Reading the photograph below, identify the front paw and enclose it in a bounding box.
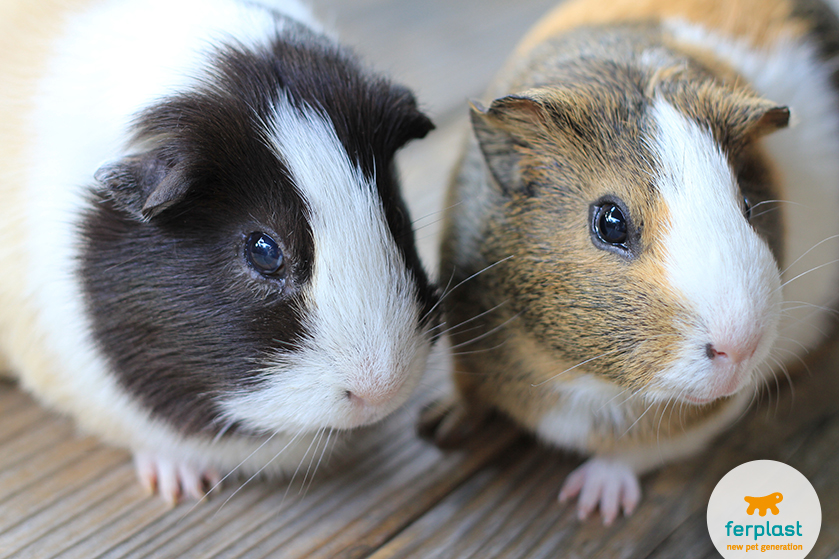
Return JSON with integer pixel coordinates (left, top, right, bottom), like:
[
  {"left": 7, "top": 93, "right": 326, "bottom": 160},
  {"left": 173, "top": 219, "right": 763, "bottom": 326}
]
[
  {"left": 133, "top": 452, "right": 222, "bottom": 506},
  {"left": 417, "top": 396, "right": 490, "bottom": 448},
  {"left": 558, "top": 457, "right": 641, "bottom": 526}
]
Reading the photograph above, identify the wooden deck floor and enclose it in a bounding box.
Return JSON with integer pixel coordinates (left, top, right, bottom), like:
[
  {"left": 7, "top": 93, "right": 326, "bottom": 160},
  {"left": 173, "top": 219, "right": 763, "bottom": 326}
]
[{"left": 2, "top": 1, "right": 838, "bottom": 557}]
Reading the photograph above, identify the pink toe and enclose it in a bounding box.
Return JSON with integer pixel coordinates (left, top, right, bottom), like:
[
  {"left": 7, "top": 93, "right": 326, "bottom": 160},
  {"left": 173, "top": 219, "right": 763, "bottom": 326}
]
[
  {"left": 621, "top": 476, "right": 642, "bottom": 516},
  {"left": 559, "top": 468, "right": 586, "bottom": 503},
  {"left": 156, "top": 460, "right": 181, "bottom": 506},
  {"left": 178, "top": 464, "right": 205, "bottom": 501},
  {"left": 133, "top": 454, "right": 157, "bottom": 495},
  {"left": 577, "top": 478, "right": 604, "bottom": 521},
  {"left": 600, "top": 483, "right": 620, "bottom": 526}
]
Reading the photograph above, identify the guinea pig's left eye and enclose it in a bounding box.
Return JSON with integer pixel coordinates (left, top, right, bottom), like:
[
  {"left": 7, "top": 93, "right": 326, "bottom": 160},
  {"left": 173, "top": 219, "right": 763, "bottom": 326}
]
[
  {"left": 245, "top": 232, "right": 285, "bottom": 276},
  {"left": 590, "top": 197, "right": 637, "bottom": 257},
  {"left": 594, "top": 203, "right": 628, "bottom": 246}
]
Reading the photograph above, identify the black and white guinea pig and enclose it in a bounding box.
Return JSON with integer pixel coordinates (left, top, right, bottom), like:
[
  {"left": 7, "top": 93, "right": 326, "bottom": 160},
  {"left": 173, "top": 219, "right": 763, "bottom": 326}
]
[
  {"left": 425, "top": 0, "right": 839, "bottom": 525},
  {"left": 0, "top": 0, "right": 437, "bottom": 503}
]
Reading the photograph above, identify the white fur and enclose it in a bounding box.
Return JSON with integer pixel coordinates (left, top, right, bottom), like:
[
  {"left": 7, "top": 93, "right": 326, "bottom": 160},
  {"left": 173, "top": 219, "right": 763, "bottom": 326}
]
[
  {"left": 536, "top": 373, "right": 751, "bottom": 471},
  {"left": 650, "top": 98, "right": 782, "bottom": 402},
  {"left": 536, "top": 375, "right": 639, "bottom": 450},
  {"left": 665, "top": 18, "right": 839, "bottom": 368},
  {"left": 13, "top": 0, "right": 396, "bottom": 478},
  {"left": 218, "top": 96, "right": 430, "bottom": 432}
]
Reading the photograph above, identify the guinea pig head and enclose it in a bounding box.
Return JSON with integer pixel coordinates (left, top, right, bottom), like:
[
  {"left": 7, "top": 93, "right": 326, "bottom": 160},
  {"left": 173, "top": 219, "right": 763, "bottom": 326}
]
[
  {"left": 82, "top": 45, "right": 437, "bottom": 437},
  {"left": 471, "top": 77, "right": 789, "bottom": 406}
]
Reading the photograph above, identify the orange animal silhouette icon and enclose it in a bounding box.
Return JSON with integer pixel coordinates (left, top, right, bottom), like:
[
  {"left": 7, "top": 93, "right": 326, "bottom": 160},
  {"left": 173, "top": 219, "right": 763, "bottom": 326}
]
[{"left": 744, "top": 492, "right": 783, "bottom": 516}]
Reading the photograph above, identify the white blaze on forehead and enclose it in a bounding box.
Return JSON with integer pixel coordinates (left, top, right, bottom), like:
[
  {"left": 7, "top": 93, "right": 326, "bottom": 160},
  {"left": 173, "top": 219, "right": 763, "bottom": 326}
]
[
  {"left": 219, "top": 95, "right": 427, "bottom": 432},
  {"left": 650, "top": 99, "right": 780, "bottom": 394},
  {"left": 269, "top": 97, "right": 420, "bottom": 342}
]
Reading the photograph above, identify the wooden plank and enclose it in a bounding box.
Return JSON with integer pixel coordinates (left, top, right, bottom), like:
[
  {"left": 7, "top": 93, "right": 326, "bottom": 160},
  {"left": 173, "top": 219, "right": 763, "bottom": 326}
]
[
  {"left": 465, "top": 457, "right": 576, "bottom": 559},
  {"left": 121, "top": 423, "right": 429, "bottom": 559},
  {"left": 486, "top": 467, "right": 576, "bottom": 559},
  {"left": 301, "top": 423, "right": 521, "bottom": 559},
  {"left": 0, "top": 406, "right": 55, "bottom": 452},
  {"left": 4, "top": 462, "right": 136, "bottom": 558},
  {"left": 0, "top": 446, "right": 128, "bottom": 547},
  {"left": 367, "top": 440, "right": 555, "bottom": 559},
  {"left": 204, "top": 419, "right": 517, "bottom": 558},
  {"left": 55, "top": 498, "right": 171, "bottom": 559},
  {"left": 0, "top": 434, "right": 101, "bottom": 505}
]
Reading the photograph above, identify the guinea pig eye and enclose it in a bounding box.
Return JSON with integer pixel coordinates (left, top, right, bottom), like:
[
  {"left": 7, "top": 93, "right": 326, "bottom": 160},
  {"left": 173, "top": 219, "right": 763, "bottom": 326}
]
[
  {"left": 245, "top": 232, "right": 285, "bottom": 276},
  {"left": 742, "top": 196, "right": 753, "bottom": 220},
  {"left": 594, "top": 203, "right": 628, "bottom": 246}
]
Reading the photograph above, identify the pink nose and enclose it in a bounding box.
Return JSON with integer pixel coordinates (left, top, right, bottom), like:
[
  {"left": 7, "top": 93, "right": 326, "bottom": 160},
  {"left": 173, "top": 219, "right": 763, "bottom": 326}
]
[
  {"left": 705, "top": 339, "right": 759, "bottom": 365},
  {"left": 346, "top": 385, "right": 401, "bottom": 407}
]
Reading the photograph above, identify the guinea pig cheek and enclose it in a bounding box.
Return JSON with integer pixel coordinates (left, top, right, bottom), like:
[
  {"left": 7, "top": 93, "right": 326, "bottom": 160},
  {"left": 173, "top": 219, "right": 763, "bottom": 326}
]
[
  {"left": 215, "top": 339, "right": 429, "bottom": 433},
  {"left": 215, "top": 283, "right": 431, "bottom": 433}
]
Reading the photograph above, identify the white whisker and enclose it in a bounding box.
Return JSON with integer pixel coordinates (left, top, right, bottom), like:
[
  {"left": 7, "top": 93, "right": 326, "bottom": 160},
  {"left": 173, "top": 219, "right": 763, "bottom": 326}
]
[
  {"left": 448, "top": 311, "right": 521, "bottom": 350},
  {"left": 411, "top": 200, "right": 462, "bottom": 227},
  {"left": 595, "top": 386, "right": 636, "bottom": 413},
  {"left": 281, "top": 427, "right": 325, "bottom": 504},
  {"left": 209, "top": 428, "right": 304, "bottom": 519},
  {"left": 778, "top": 258, "right": 839, "bottom": 292},
  {"left": 426, "top": 255, "right": 515, "bottom": 322},
  {"left": 449, "top": 335, "right": 513, "bottom": 357},
  {"left": 431, "top": 299, "right": 511, "bottom": 343},
  {"left": 655, "top": 397, "right": 674, "bottom": 465},
  {"left": 180, "top": 430, "right": 279, "bottom": 521},
  {"left": 620, "top": 399, "right": 655, "bottom": 439},
  {"left": 531, "top": 347, "right": 625, "bottom": 387},
  {"left": 211, "top": 420, "right": 236, "bottom": 443},
  {"left": 300, "top": 428, "right": 326, "bottom": 496},
  {"left": 780, "top": 234, "right": 839, "bottom": 276}
]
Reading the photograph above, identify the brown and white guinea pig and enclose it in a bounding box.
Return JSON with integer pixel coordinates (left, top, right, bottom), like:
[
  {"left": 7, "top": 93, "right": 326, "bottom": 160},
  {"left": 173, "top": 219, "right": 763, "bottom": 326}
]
[
  {"left": 0, "top": 0, "right": 438, "bottom": 503},
  {"left": 424, "top": 0, "right": 839, "bottom": 525}
]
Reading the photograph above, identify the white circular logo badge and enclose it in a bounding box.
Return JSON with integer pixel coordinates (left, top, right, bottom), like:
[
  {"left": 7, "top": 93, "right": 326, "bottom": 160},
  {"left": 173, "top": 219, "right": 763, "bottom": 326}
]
[{"left": 707, "top": 460, "right": 821, "bottom": 558}]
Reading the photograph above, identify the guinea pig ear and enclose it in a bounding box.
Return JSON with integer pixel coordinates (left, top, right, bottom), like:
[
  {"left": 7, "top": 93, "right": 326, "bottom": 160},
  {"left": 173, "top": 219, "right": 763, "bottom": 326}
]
[
  {"left": 94, "top": 153, "right": 192, "bottom": 221},
  {"left": 380, "top": 85, "right": 435, "bottom": 154},
  {"left": 394, "top": 99, "right": 435, "bottom": 148},
  {"left": 708, "top": 87, "right": 791, "bottom": 143},
  {"left": 747, "top": 102, "right": 790, "bottom": 137},
  {"left": 470, "top": 94, "right": 549, "bottom": 192}
]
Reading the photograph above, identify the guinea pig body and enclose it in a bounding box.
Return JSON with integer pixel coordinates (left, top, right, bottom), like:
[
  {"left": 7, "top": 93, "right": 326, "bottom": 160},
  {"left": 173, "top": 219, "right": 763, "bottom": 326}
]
[
  {"left": 432, "top": 0, "right": 839, "bottom": 524},
  {"left": 0, "top": 0, "right": 436, "bottom": 501}
]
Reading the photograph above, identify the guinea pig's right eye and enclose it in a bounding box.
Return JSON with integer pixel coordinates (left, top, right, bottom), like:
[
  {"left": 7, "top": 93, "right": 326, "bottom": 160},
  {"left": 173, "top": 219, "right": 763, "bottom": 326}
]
[
  {"left": 742, "top": 196, "right": 753, "bottom": 220},
  {"left": 245, "top": 232, "right": 285, "bottom": 276}
]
